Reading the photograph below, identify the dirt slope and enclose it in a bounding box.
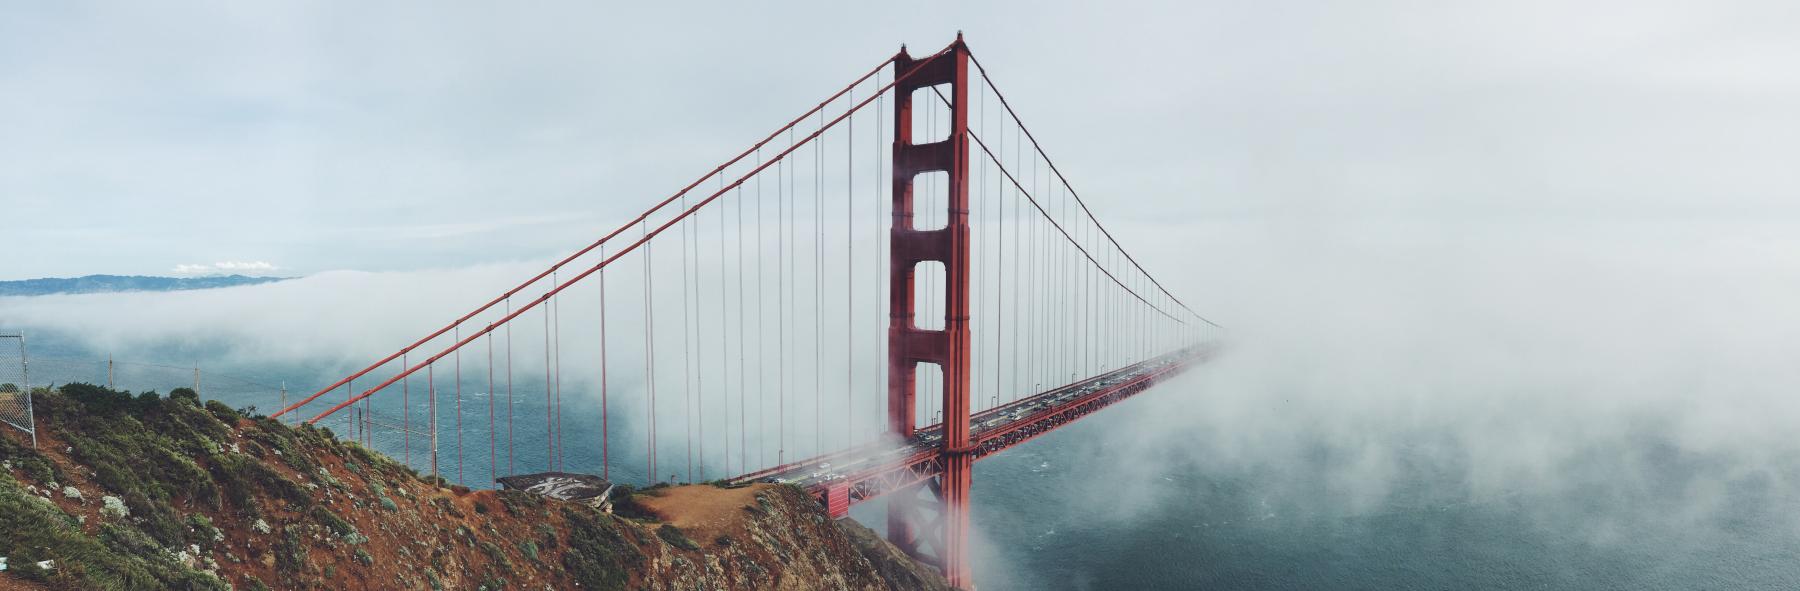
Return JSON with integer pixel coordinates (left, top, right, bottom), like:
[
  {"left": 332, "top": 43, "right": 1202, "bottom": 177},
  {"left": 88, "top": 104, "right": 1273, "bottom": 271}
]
[{"left": 0, "top": 384, "right": 954, "bottom": 591}]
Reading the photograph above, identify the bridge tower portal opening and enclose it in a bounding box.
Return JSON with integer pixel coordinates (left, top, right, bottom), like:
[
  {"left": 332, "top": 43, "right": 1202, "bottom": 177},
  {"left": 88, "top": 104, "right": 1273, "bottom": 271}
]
[{"left": 886, "top": 35, "right": 976, "bottom": 588}]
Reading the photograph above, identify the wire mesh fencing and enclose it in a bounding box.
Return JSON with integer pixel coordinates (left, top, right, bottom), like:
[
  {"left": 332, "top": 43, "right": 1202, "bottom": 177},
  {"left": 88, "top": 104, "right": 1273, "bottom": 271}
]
[
  {"left": 0, "top": 333, "right": 34, "bottom": 446},
  {"left": 21, "top": 356, "right": 292, "bottom": 419}
]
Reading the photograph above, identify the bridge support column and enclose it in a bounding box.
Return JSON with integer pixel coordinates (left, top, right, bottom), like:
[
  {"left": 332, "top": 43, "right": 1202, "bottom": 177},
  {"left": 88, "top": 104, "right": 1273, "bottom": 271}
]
[{"left": 887, "top": 34, "right": 975, "bottom": 588}]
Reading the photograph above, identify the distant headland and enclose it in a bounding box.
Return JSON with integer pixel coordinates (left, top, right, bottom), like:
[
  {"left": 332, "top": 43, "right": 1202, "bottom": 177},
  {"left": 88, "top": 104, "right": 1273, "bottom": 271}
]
[{"left": 0, "top": 275, "right": 291, "bottom": 297}]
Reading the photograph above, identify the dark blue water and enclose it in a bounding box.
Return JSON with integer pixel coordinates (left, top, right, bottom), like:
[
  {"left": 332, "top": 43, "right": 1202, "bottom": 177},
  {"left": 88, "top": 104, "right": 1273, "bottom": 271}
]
[
  {"left": 928, "top": 392, "right": 1800, "bottom": 590},
  {"left": 22, "top": 329, "right": 1800, "bottom": 589}
]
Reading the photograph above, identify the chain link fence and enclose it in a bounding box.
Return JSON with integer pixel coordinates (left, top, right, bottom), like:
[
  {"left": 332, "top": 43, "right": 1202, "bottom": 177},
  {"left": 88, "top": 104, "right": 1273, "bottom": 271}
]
[
  {"left": 21, "top": 355, "right": 292, "bottom": 421},
  {"left": 0, "top": 332, "right": 34, "bottom": 446}
]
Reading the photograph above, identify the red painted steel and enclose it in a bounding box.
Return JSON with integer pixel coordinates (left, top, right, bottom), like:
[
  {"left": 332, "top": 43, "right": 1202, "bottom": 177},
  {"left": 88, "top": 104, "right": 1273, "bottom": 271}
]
[
  {"left": 271, "top": 53, "right": 905, "bottom": 422},
  {"left": 965, "top": 52, "right": 1220, "bottom": 329},
  {"left": 295, "top": 49, "right": 954, "bottom": 425},
  {"left": 886, "top": 33, "right": 975, "bottom": 588},
  {"left": 741, "top": 345, "right": 1217, "bottom": 519},
  {"left": 280, "top": 36, "right": 1222, "bottom": 588}
]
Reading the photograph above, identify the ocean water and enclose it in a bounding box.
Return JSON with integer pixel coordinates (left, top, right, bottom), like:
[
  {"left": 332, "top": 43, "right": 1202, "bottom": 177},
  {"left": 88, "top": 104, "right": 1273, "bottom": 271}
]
[
  {"left": 21, "top": 330, "right": 1800, "bottom": 590},
  {"left": 931, "top": 392, "right": 1800, "bottom": 590}
]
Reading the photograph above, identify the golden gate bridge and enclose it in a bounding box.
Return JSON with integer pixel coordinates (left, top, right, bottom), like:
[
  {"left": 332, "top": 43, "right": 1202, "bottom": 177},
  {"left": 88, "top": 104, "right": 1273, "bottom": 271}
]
[{"left": 271, "top": 34, "right": 1223, "bottom": 587}]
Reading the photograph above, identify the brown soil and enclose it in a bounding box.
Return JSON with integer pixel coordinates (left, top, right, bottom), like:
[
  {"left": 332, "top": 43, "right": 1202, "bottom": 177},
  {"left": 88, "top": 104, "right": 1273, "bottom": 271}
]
[
  {"left": 637, "top": 482, "right": 766, "bottom": 539},
  {"left": 0, "top": 388, "right": 955, "bottom": 590}
]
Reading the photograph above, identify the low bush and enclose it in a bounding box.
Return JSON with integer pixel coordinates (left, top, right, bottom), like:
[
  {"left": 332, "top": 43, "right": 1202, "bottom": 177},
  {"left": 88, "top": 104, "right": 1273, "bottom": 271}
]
[
  {"left": 203, "top": 400, "right": 241, "bottom": 424},
  {"left": 213, "top": 453, "right": 311, "bottom": 515},
  {"left": 656, "top": 524, "right": 701, "bottom": 551},
  {"left": 562, "top": 507, "right": 638, "bottom": 591},
  {"left": 311, "top": 505, "right": 356, "bottom": 538}
]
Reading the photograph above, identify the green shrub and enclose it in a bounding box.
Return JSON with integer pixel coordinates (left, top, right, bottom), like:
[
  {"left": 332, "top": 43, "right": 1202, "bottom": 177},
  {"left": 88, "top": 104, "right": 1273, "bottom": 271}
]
[
  {"left": 63, "top": 382, "right": 149, "bottom": 415},
  {"left": 610, "top": 490, "right": 659, "bottom": 522},
  {"left": 247, "top": 425, "right": 317, "bottom": 474},
  {"left": 311, "top": 505, "right": 357, "bottom": 538},
  {"left": 479, "top": 540, "right": 513, "bottom": 572},
  {"left": 124, "top": 489, "right": 185, "bottom": 546},
  {"left": 536, "top": 522, "right": 560, "bottom": 549},
  {"left": 213, "top": 453, "right": 311, "bottom": 515},
  {"left": 186, "top": 513, "right": 221, "bottom": 547},
  {"left": 657, "top": 523, "right": 701, "bottom": 551},
  {"left": 561, "top": 507, "right": 638, "bottom": 591},
  {"left": 0, "top": 478, "right": 117, "bottom": 584},
  {"left": 432, "top": 495, "right": 464, "bottom": 518},
  {"left": 275, "top": 525, "right": 308, "bottom": 574},
  {"left": 497, "top": 489, "right": 544, "bottom": 517},
  {"left": 203, "top": 400, "right": 241, "bottom": 424},
  {"left": 0, "top": 432, "right": 61, "bottom": 484},
  {"left": 169, "top": 387, "right": 200, "bottom": 405}
]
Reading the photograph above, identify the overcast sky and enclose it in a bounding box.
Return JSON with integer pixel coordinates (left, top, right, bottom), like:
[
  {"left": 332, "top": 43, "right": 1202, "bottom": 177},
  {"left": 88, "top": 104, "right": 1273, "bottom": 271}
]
[
  {"left": 3, "top": 1, "right": 1797, "bottom": 280},
  {"left": 8, "top": 7, "right": 1800, "bottom": 566}
]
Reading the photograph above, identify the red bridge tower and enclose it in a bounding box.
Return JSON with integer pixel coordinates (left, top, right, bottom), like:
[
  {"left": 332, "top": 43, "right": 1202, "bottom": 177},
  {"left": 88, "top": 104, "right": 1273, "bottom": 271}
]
[{"left": 886, "top": 35, "right": 976, "bottom": 587}]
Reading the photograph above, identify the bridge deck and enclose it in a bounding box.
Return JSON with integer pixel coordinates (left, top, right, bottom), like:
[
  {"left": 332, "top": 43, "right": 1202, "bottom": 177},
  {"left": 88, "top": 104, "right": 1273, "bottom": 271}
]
[{"left": 731, "top": 344, "right": 1219, "bottom": 516}]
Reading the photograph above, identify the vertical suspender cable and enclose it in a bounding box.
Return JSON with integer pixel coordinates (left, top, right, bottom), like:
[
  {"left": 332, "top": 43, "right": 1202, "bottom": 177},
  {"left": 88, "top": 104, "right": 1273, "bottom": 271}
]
[
  {"left": 1051, "top": 181, "right": 1065, "bottom": 380},
  {"left": 845, "top": 86, "right": 855, "bottom": 449},
  {"left": 543, "top": 291, "right": 554, "bottom": 472},
  {"left": 993, "top": 80, "right": 1008, "bottom": 407},
  {"left": 403, "top": 352, "right": 410, "bottom": 467},
  {"left": 978, "top": 78, "right": 990, "bottom": 410},
  {"left": 779, "top": 126, "right": 790, "bottom": 466},
  {"left": 455, "top": 326, "right": 463, "bottom": 485},
  {"left": 872, "top": 75, "right": 885, "bottom": 441},
  {"left": 554, "top": 273, "right": 564, "bottom": 470},
  {"left": 719, "top": 183, "right": 731, "bottom": 475},
  {"left": 506, "top": 298, "right": 515, "bottom": 476},
  {"left": 815, "top": 107, "right": 824, "bottom": 456},
  {"left": 681, "top": 191, "right": 693, "bottom": 483},
  {"left": 600, "top": 244, "right": 609, "bottom": 480},
  {"left": 758, "top": 153, "right": 768, "bottom": 469},
  {"left": 696, "top": 177, "right": 712, "bottom": 479},
  {"left": 429, "top": 362, "right": 437, "bottom": 479},
  {"left": 1026, "top": 148, "right": 1037, "bottom": 393},
  {"left": 644, "top": 221, "right": 657, "bottom": 483},
  {"left": 1010, "top": 121, "right": 1021, "bottom": 402},
  {"left": 487, "top": 333, "right": 495, "bottom": 486},
  {"left": 740, "top": 164, "right": 750, "bottom": 473}
]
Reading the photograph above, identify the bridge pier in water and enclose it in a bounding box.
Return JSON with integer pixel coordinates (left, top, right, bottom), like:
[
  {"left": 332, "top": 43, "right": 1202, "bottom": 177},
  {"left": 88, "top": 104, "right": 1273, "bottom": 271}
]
[{"left": 886, "top": 36, "right": 976, "bottom": 587}]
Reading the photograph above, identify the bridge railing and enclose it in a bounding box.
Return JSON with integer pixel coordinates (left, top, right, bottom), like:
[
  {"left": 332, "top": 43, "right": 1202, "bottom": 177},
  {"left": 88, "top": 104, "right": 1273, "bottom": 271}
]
[{"left": 263, "top": 37, "right": 1225, "bottom": 493}]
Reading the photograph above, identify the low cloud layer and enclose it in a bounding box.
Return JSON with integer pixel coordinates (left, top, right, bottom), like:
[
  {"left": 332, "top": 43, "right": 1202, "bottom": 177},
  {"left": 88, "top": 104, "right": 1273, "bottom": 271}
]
[
  {"left": 1049, "top": 218, "right": 1800, "bottom": 538},
  {"left": 171, "top": 260, "right": 282, "bottom": 276}
]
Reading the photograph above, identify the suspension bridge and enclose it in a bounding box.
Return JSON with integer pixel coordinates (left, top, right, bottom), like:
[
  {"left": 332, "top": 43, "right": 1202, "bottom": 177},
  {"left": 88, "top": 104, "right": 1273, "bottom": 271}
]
[{"left": 269, "top": 35, "right": 1223, "bottom": 587}]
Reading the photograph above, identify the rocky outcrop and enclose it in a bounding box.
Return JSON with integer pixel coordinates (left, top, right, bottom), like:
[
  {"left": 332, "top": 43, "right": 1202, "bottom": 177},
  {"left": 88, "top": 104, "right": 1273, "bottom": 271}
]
[{"left": 0, "top": 384, "right": 952, "bottom": 590}]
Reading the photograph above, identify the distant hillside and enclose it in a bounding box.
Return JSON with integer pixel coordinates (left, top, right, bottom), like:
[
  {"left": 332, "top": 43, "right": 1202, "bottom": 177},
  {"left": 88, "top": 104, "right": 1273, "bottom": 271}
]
[
  {"left": 0, "top": 275, "right": 289, "bottom": 297},
  {"left": 0, "top": 384, "right": 954, "bottom": 590}
]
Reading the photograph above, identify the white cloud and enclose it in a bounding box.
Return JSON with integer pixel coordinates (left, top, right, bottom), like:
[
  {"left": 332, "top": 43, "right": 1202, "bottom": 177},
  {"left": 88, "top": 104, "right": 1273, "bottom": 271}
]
[
  {"left": 171, "top": 260, "right": 280, "bottom": 276},
  {"left": 4, "top": 2, "right": 1797, "bottom": 280}
]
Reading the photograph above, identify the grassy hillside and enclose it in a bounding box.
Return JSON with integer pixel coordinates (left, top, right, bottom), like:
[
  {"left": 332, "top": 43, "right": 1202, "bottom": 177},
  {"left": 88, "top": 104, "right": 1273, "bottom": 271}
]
[{"left": 0, "top": 384, "right": 953, "bottom": 591}]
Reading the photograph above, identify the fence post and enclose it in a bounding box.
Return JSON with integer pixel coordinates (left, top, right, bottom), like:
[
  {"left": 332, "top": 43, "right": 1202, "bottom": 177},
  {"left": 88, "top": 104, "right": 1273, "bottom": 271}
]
[
  {"left": 22, "top": 332, "right": 33, "bottom": 448},
  {"left": 0, "top": 332, "right": 38, "bottom": 448}
]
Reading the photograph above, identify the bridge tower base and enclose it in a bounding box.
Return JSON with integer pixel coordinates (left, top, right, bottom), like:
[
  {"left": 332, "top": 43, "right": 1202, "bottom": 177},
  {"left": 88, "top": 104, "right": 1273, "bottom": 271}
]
[{"left": 886, "top": 35, "right": 975, "bottom": 588}]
